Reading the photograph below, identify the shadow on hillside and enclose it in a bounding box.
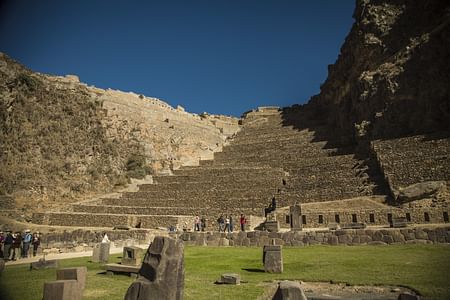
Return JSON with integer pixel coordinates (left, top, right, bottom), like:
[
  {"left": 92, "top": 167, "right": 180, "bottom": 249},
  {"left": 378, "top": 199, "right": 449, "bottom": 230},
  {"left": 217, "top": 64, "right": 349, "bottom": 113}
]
[
  {"left": 279, "top": 105, "right": 353, "bottom": 151},
  {"left": 279, "top": 105, "right": 392, "bottom": 199}
]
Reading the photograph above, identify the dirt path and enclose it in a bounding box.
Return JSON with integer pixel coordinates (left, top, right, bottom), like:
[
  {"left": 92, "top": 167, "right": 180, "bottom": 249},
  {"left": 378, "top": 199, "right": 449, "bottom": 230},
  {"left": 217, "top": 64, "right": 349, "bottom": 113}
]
[{"left": 4, "top": 243, "right": 149, "bottom": 266}]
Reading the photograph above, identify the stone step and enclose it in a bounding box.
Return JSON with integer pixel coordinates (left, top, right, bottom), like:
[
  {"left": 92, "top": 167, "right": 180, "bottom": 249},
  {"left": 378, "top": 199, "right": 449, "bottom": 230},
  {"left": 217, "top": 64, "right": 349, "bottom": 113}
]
[
  {"left": 214, "top": 146, "right": 333, "bottom": 161},
  {"left": 72, "top": 204, "right": 261, "bottom": 216},
  {"left": 100, "top": 196, "right": 275, "bottom": 208},
  {"left": 372, "top": 134, "right": 450, "bottom": 152},
  {"left": 220, "top": 140, "right": 343, "bottom": 154},
  {"left": 172, "top": 166, "right": 283, "bottom": 177},
  {"left": 383, "top": 157, "right": 450, "bottom": 188},
  {"left": 229, "top": 131, "right": 316, "bottom": 145},
  {"left": 139, "top": 178, "right": 282, "bottom": 191},
  {"left": 32, "top": 212, "right": 192, "bottom": 229},
  {"left": 214, "top": 153, "right": 357, "bottom": 167},
  {"left": 285, "top": 175, "right": 367, "bottom": 190},
  {"left": 121, "top": 187, "right": 280, "bottom": 200}
]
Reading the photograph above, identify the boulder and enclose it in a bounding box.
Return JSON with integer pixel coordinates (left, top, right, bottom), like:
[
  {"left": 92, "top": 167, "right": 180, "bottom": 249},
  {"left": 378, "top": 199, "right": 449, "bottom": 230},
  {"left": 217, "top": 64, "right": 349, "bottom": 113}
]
[
  {"left": 216, "top": 273, "right": 241, "bottom": 285},
  {"left": 397, "top": 181, "right": 445, "bottom": 203},
  {"left": 31, "top": 259, "right": 59, "bottom": 270},
  {"left": 124, "top": 236, "right": 184, "bottom": 300},
  {"left": 56, "top": 267, "right": 87, "bottom": 290},
  {"left": 92, "top": 242, "right": 110, "bottom": 263},
  {"left": 263, "top": 245, "right": 283, "bottom": 273},
  {"left": 273, "top": 281, "right": 307, "bottom": 300},
  {"left": 43, "top": 280, "right": 82, "bottom": 300},
  {"left": 398, "top": 292, "right": 421, "bottom": 299}
]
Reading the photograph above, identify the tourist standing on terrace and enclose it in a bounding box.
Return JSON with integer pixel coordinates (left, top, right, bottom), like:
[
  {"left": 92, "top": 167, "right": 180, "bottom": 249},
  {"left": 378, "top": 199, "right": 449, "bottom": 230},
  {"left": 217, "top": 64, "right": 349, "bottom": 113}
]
[
  {"left": 194, "top": 215, "right": 201, "bottom": 231},
  {"left": 240, "top": 214, "right": 247, "bottom": 231},
  {"left": 3, "top": 231, "right": 13, "bottom": 260},
  {"left": 32, "top": 232, "right": 41, "bottom": 257},
  {"left": 22, "top": 229, "right": 32, "bottom": 258},
  {"left": 217, "top": 215, "right": 225, "bottom": 232},
  {"left": 229, "top": 216, "right": 234, "bottom": 233},
  {"left": 200, "top": 217, "right": 206, "bottom": 231},
  {"left": 225, "top": 216, "right": 230, "bottom": 232},
  {"left": 11, "top": 232, "right": 22, "bottom": 260},
  {"left": 0, "top": 231, "right": 4, "bottom": 258},
  {"left": 101, "top": 232, "right": 110, "bottom": 243}
]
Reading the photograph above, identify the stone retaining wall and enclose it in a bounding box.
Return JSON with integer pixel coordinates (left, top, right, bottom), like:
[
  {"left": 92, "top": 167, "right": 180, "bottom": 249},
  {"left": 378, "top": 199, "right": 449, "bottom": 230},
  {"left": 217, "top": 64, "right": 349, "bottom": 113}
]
[
  {"left": 32, "top": 212, "right": 192, "bottom": 229},
  {"left": 36, "top": 229, "right": 157, "bottom": 254},
  {"left": 26, "top": 226, "right": 450, "bottom": 255},
  {"left": 174, "top": 226, "right": 450, "bottom": 247},
  {"left": 275, "top": 207, "right": 450, "bottom": 228},
  {"left": 372, "top": 135, "right": 450, "bottom": 191}
]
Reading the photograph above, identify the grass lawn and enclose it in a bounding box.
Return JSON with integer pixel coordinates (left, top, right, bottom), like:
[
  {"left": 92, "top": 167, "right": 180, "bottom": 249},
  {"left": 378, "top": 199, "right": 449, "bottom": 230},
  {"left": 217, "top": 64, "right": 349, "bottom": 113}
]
[{"left": 1, "top": 244, "right": 449, "bottom": 299}]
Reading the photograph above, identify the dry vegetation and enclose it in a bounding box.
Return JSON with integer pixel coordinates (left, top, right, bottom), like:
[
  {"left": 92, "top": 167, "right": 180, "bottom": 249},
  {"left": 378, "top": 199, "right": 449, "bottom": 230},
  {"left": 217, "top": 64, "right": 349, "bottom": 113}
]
[{"left": 0, "top": 55, "right": 150, "bottom": 212}]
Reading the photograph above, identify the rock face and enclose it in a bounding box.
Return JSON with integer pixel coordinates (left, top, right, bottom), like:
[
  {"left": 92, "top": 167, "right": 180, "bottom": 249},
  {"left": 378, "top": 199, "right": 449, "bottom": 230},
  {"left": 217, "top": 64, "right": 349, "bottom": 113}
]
[
  {"left": 125, "top": 236, "right": 184, "bottom": 300},
  {"left": 398, "top": 181, "right": 446, "bottom": 203},
  {"left": 306, "top": 0, "right": 450, "bottom": 141},
  {"left": 0, "top": 53, "right": 239, "bottom": 212}
]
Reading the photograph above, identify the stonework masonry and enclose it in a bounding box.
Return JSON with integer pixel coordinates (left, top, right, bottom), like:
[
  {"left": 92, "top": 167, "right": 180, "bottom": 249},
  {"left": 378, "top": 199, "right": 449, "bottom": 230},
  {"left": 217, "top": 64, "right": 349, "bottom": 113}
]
[
  {"left": 27, "top": 226, "right": 450, "bottom": 256},
  {"left": 175, "top": 226, "right": 450, "bottom": 247}
]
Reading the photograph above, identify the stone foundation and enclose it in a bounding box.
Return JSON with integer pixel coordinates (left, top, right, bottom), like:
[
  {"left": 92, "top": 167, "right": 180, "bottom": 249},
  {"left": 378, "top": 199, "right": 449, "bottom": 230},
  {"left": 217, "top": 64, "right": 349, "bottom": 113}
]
[{"left": 174, "top": 226, "right": 450, "bottom": 247}]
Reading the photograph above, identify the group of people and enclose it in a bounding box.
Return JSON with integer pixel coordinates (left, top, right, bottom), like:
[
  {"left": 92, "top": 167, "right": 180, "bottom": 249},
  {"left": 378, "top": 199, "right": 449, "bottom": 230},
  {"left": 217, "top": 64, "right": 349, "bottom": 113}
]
[
  {"left": 193, "top": 216, "right": 207, "bottom": 231},
  {"left": 191, "top": 214, "right": 248, "bottom": 233},
  {"left": 0, "top": 229, "right": 41, "bottom": 261},
  {"left": 216, "top": 214, "right": 247, "bottom": 232}
]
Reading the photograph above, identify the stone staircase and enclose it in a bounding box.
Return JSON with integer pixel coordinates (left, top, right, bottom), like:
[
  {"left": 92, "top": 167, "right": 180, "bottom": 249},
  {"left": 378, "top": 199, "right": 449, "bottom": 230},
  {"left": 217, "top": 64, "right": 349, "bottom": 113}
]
[{"left": 32, "top": 107, "right": 385, "bottom": 229}]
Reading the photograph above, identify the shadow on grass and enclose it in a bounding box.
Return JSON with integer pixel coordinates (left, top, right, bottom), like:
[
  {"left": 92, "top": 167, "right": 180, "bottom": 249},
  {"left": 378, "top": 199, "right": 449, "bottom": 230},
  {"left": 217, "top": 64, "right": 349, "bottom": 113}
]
[{"left": 242, "top": 268, "right": 265, "bottom": 273}]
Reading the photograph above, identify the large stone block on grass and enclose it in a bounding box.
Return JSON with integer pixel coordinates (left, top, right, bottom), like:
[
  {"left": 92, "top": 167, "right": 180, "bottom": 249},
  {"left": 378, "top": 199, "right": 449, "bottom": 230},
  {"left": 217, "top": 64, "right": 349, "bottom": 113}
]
[
  {"left": 125, "top": 236, "right": 184, "bottom": 300},
  {"left": 122, "top": 246, "right": 145, "bottom": 266},
  {"left": 56, "top": 267, "right": 87, "bottom": 290},
  {"left": 92, "top": 242, "right": 110, "bottom": 263},
  {"left": 263, "top": 245, "right": 283, "bottom": 273},
  {"left": 273, "top": 281, "right": 307, "bottom": 300},
  {"left": 31, "top": 259, "right": 59, "bottom": 270},
  {"left": 43, "top": 280, "right": 82, "bottom": 300},
  {"left": 219, "top": 273, "right": 241, "bottom": 285}
]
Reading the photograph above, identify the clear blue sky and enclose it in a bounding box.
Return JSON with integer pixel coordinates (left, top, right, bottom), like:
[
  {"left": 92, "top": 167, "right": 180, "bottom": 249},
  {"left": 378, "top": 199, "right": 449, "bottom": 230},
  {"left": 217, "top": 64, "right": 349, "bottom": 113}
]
[{"left": 0, "top": 0, "right": 355, "bottom": 117}]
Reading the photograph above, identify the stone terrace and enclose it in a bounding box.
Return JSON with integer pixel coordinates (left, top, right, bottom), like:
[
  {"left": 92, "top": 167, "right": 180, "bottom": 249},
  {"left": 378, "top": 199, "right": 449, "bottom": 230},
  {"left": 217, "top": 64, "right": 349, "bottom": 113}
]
[
  {"left": 372, "top": 132, "right": 450, "bottom": 191},
  {"left": 33, "top": 107, "right": 385, "bottom": 229}
]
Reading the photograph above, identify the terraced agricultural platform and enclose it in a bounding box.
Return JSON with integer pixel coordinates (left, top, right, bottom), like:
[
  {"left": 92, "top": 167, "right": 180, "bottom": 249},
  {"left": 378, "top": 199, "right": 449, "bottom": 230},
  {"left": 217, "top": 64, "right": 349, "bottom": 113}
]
[{"left": 32, "top": 107, "right": 450, "bottom": 229}]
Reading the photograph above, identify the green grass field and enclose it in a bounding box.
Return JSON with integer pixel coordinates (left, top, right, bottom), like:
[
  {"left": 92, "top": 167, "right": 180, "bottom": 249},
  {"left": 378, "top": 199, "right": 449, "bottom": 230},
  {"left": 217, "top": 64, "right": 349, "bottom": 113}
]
[{"left": 1, "top": 244, "right": 449, "bottom": 300}]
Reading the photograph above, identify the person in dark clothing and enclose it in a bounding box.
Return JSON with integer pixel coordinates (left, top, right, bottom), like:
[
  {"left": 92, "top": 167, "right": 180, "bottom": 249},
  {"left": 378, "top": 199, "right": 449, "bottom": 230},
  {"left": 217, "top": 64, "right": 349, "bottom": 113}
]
[
  {"left": 264, "top": 197, "right": 277, "bottom": 217},
  {"left": 3, "top": 231, "right": 14, "bottom": 260},
  {"left": 11, "top": 232, "right": 22, "bottom": 260},
  {"left": 217, "top": 215, "right": 225, "bottom": 232},
  {"left": 0, "top": 231, "right": 4, "bottom": 258},
  {"left": 32, "top": 232, "right": 41, "bottom": 257},
  {"left": 240, "top": 214, "right": 246, "bottom": 231},
  {"left": 22, "top": 229, "right": 32, "bottom": 258},
  {"left": 200, "top": 217, "right": 206, "bottom": 231}
]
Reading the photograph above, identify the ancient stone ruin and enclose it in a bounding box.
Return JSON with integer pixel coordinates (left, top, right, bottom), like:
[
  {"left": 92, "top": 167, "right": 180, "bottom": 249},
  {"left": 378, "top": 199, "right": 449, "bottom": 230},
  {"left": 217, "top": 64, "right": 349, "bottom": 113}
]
[
  {"left": 0, "top": 0, "right": 448, "bottom": 248},
  {"left": 125, "top": 236, "right": 184, "bottom": 300},
  {"left": 43, "top": 267, "right": 87, "bottom": 300}
]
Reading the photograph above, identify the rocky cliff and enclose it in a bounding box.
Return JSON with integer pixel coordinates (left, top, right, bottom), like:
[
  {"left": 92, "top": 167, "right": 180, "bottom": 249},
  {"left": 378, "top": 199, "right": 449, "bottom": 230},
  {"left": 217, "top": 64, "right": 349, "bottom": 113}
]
[
  {"left": 305, "top": 0, "right": 450, "bottom": 142},
  {"left": 0, "top": 53, "right": 239, "bottom": 211}
]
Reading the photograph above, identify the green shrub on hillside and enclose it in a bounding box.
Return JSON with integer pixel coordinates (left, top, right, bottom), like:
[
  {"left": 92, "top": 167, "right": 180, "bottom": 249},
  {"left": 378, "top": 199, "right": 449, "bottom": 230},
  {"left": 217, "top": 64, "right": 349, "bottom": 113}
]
[{"left": 126, "top": 154, "right": 152, "bottom": 179}]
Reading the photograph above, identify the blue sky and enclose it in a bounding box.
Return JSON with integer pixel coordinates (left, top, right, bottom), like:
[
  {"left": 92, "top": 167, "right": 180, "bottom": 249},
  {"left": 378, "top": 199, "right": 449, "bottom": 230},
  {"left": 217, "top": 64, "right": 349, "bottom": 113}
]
[{"left": 0, "top": 0, "right": 355, "bottom": 117}]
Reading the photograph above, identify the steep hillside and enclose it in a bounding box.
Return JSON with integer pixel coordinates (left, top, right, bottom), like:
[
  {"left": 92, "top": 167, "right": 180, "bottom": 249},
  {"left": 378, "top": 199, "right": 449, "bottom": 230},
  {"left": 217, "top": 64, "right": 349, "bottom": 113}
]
[
  {"left": 305, "top": 0, "right": 450, "bottom": 141},
  {"left": 0, "top": 53, "right": 239, "bottom": 212}
]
